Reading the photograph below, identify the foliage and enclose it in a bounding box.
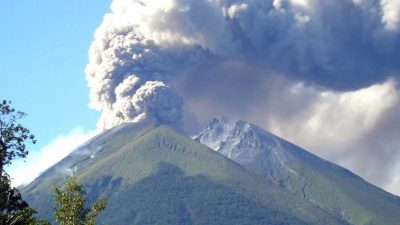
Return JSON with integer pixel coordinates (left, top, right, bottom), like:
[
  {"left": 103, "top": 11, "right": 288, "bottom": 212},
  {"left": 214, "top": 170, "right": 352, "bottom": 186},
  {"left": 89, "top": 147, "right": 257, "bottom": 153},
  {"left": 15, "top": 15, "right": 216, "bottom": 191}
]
[
  {"left": 0, "top": 100, "right": 36, "bottom": 174},
  {"left": 0, "top": 100, "right": 47, "bottom": 225},
  {"left": 53, "top": 177, "right": 106, "bottom": 225},
  {"left": 0, "top": 166, "right": 50, "bottom": 225},
  {"left": 0, "top": 173, "right": 31, "bottom": 225},
  {"left": 0, "top": 174, "right": 28, "bottom": 213},
  {"left": 0, "top": 101, "right": 106, "bottom": 225}
]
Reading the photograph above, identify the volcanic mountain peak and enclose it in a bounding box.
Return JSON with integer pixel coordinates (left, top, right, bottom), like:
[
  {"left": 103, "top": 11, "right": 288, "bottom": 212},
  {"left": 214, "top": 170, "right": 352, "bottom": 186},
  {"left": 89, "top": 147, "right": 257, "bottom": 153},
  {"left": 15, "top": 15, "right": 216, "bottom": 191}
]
[
  {"left": 196, "top": 117, "right": 400, "bottom": 225},
  {"left": 196, "top": 117, "right": 297, "bottom": 176},
  {"left": 22, "top": 122, "right": 346, "bottom": 225}
]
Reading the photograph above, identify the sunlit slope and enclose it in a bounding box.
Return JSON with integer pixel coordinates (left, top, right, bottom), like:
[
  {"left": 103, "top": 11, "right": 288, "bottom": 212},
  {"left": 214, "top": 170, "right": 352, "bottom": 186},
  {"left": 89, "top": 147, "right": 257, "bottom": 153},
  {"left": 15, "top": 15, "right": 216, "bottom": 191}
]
[
  {"left": 22, "top": 123, "right": 346, "bottom": 225},
  {"left": 197, "top": 118, "right": 400, "bottom": 225}
]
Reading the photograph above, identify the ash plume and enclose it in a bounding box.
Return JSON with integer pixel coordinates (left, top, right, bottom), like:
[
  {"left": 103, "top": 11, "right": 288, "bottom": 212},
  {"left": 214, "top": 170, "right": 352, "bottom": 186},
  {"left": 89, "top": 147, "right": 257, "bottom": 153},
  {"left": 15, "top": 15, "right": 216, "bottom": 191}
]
[{"left": 86, "top": 0, "right": 400, "bottom": 194}]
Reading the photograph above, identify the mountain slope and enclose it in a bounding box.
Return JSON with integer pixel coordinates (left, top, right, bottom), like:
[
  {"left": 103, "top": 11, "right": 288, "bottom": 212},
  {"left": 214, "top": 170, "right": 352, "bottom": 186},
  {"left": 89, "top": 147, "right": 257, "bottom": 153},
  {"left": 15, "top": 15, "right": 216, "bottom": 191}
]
[
  {"left": 22, "top": 123, "right": 346, "bottom": 225},
  {"left": 196, "top": 118, "right": 400, "bottom": 225}
]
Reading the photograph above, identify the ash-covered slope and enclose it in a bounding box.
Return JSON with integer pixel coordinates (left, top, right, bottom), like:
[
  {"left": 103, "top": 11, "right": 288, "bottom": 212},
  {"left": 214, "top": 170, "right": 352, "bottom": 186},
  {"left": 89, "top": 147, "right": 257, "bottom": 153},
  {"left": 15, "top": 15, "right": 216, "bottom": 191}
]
[
  {"left": 196, "top": 118, "right": 400, "bottom": 225},
  {"left": 22, "top": 123, "right": 346, "bottom": 225}
]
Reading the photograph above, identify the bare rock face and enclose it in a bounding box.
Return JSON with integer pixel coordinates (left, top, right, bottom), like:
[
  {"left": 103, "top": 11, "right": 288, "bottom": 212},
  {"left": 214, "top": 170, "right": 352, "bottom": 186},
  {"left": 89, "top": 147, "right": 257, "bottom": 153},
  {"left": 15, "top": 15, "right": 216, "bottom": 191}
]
[{"left": 196, "top": 117, "right": 297, "bottom": 181}]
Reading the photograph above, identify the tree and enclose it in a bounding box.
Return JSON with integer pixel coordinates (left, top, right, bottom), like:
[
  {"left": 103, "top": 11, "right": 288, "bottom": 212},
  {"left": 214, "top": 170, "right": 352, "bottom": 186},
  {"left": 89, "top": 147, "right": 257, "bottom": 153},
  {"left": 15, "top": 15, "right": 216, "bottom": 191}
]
[
  {"left": 0, "top": 100, "right": 48, "bottom": 224},
  {"left": 0, "top": 173, "right": 33, "bottom": 225},
  {"left": 1, "top": 101, "right": 106, "bottom": 224},
  {"left": 53, "top": 177, "right": 106, "bottom": 225},
  {"left": 0, "top": 100, "right": 36, "bottom": 175}
]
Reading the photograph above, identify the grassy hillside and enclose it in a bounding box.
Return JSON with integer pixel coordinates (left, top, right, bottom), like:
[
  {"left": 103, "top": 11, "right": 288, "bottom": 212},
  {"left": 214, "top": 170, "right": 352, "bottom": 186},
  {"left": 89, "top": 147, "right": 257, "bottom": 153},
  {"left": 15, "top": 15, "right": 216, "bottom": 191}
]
[
  {"left": 22, "top": 124, "right": 347, "bottom": 225},
  {"left": 279, "top": 140, "right": 400, "bottom": 225}
]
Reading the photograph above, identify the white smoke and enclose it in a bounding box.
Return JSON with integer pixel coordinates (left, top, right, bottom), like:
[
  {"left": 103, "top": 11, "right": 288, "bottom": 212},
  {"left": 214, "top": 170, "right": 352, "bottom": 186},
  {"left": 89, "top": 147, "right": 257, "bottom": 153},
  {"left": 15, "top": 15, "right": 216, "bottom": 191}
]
[
  {"left": 87, "top": 0, "right": 400, "bottom": 129},
  {"left": 85, "top": 9, "right": 187, "bottom": 130},
  {"left": 95, "top": 79, "right": 184, "bottom": 130},
  {"left": 9, "top": 128, "right": 96, "bottom": 186},
  {"left": 86, "top": 0, "right": 400, "bottom": 194}
]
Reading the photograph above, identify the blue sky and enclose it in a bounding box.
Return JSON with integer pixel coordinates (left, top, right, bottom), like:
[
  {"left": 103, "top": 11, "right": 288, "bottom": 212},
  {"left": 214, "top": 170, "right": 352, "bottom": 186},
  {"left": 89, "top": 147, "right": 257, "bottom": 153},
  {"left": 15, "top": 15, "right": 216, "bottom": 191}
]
[{"left": 1, "top": 1, "right": 111, "bottom": 178}]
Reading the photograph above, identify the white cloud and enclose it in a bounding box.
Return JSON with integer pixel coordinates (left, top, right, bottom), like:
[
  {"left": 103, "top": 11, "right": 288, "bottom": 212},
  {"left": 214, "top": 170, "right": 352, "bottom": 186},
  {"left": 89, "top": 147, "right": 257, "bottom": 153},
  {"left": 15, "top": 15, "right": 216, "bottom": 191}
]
[
  {"left": 381, "top": 0, "right": 400, "bottom": 30},
  {"left": 273, "top": 79, "right": 399, "bottom": 150},
  {"left": 264, "top": 79, "right": 400, "bottom": 196},
  {"left": 386, "top": 163, "right": 400, "bottom": 196},
  {"left": 9, "top": 127, "right": 97, "bottom": 187}
]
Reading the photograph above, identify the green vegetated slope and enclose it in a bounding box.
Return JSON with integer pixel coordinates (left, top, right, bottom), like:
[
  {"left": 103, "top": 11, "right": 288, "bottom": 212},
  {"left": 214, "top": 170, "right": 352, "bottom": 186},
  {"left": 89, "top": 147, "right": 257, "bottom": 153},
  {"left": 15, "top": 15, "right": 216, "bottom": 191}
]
[
  {"left": 279, "top": 140, "right": 400, "bottom": 225},
  {"left": 196, "top": 118, "right": 400, "bottom": 225},
  {"left": 22, "top": 123, "right": 347, "bottom": 225}
]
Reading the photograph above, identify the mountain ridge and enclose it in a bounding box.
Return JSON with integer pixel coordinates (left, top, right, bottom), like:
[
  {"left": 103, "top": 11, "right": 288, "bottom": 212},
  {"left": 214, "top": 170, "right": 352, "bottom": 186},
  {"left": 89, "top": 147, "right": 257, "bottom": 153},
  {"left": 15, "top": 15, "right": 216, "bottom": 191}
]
[{"left": 196, "top": 117, "right": 400, "bottom": 225}]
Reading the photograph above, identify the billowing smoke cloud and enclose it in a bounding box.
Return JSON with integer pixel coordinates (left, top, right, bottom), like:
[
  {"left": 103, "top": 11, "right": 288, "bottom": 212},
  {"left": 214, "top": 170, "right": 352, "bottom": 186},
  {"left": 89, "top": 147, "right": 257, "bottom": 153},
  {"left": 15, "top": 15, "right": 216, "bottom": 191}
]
[
  {"left": 87, "top": 0, "right": 400, "bottom": 194},
  {"left": 85, "top": 17, "right": 188, "bottom": 130},
  {"left": 95, "top": 79, "right": 184, "bottom": 130}
]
